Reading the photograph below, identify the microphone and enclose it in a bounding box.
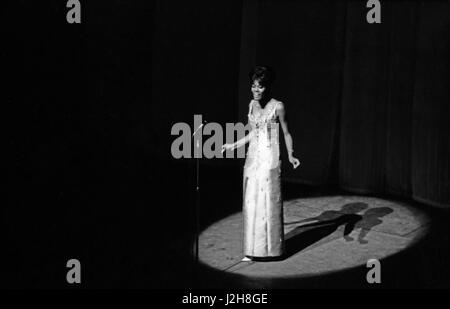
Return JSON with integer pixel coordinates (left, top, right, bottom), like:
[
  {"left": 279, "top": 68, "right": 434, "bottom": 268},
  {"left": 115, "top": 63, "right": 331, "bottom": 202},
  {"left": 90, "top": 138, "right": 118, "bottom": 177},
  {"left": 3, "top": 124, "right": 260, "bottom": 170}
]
[{"left": 192, "top": 120, "right": 207, "bottom": 137}]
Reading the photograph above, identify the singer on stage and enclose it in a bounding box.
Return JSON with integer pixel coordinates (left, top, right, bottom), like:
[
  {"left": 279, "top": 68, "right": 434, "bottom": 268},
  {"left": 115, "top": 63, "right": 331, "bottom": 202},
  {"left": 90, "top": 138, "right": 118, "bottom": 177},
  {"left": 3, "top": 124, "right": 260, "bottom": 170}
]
[{"left": 222, "top": 66, "right": 300, "bottom": 261}]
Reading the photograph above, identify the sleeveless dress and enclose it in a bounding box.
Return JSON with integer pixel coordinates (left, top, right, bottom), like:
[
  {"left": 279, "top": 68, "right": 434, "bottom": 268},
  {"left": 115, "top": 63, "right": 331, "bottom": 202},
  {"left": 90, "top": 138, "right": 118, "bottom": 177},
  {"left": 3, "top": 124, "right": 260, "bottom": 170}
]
[{"left": 243, "top": 99, "right": 284, "bottom": 258}]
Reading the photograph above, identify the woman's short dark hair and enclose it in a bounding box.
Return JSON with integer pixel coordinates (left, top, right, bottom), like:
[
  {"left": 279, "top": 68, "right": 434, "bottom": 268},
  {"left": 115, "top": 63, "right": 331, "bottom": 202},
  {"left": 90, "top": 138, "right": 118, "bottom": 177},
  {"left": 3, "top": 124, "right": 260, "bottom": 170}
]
[{"left": 249, "top": 66, "right": 275, "bottom": 88}]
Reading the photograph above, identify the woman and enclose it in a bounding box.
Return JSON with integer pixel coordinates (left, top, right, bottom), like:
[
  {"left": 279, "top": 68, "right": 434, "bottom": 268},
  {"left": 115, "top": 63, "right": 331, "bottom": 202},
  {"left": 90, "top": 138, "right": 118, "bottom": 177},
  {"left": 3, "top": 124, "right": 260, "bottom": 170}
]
[{"left": 222, "top": 66, "right": 300, "bottom": 261}]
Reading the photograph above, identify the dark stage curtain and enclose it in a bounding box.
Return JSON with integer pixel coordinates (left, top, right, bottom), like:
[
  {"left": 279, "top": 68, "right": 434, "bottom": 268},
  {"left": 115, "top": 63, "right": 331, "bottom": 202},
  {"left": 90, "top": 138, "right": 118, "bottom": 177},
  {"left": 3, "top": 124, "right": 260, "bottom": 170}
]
[{"left": 238, "top": 0, "right": 450, "bottom": 208}]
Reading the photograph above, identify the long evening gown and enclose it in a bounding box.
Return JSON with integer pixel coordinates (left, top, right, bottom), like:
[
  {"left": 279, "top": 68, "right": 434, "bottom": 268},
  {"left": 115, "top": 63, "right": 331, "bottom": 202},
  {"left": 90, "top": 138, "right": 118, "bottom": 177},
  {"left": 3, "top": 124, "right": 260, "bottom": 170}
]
[{"left": 243, "top": 98, "right": 284, "bottom": 258}]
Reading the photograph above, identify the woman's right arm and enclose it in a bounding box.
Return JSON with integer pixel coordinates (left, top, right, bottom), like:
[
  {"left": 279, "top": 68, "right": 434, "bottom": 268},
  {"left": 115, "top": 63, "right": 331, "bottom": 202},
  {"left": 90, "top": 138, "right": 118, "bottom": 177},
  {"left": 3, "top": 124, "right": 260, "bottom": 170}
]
[
  {"left": 234, "top": 129, "right": 255, "bottom": 149},
  {"left": 222, "top": 128, "right": 254, "bottom": 152}
]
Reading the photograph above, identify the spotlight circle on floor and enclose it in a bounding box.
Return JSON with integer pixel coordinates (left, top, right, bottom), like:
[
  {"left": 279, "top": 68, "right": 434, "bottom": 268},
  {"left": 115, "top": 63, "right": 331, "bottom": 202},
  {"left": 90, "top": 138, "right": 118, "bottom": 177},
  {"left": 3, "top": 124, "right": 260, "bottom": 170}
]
[{"left": 198, "top": 195, "right": 429, "bottom": 279}]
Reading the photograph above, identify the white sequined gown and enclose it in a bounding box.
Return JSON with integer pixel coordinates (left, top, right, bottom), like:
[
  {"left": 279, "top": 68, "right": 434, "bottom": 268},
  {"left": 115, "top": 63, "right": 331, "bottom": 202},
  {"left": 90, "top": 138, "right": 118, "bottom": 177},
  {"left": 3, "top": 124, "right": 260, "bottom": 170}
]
[{"left": 243, "top": 98, "right": 284, "bottom": 257}]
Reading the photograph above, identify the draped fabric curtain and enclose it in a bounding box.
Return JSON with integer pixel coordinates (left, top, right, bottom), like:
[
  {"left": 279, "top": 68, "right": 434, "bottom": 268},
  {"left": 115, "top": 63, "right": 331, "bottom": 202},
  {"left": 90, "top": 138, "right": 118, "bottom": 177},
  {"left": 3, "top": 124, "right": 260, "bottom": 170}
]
[{"left": 238, "top": 0, "right": 450, "bottom": 208}]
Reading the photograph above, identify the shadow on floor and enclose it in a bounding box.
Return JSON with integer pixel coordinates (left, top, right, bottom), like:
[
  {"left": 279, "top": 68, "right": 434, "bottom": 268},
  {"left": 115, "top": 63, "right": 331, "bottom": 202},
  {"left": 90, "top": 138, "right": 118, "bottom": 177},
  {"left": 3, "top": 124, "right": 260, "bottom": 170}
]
[{"left": 283, "top": 202, "right": 394, "bottom": 258}]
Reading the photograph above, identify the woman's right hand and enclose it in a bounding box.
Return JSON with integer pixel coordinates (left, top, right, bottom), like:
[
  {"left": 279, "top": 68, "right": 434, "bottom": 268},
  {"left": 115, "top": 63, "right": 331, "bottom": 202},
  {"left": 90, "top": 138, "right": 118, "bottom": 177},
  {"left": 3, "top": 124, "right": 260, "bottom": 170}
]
[{"left": 221, "top": 143, "right": 235, "bottom": 153}]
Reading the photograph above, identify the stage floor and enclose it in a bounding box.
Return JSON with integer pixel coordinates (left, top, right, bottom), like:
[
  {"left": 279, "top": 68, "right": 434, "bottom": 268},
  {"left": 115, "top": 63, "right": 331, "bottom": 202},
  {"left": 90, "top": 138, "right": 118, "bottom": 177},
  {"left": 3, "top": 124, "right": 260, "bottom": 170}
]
[{"left": 197, "top": 195, "right": 431, "bottom": 288}]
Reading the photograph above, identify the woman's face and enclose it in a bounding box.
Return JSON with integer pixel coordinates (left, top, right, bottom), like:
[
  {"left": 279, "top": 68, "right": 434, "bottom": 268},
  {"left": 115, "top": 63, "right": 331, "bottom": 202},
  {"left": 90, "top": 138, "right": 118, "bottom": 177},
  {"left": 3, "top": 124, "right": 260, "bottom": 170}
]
[{"left": 251, "top": 80, "right": 265, "bottom": 101}]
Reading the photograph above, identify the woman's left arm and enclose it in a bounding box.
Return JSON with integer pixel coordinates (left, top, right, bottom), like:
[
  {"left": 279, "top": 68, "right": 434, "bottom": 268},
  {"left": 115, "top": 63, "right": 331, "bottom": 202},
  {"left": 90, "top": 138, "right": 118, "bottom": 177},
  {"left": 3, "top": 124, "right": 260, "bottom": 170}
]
[{"left": 277, "top": 102, "right": 301, "bottom": 169}]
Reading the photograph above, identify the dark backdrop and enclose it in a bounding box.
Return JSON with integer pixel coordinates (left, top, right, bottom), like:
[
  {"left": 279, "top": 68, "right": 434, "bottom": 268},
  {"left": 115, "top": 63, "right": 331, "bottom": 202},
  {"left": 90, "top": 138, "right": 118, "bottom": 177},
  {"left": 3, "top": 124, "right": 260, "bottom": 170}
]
[
  {"left": 2, "top": 0, "right": 449, "bottom": 288},
  {"left": 237, "top": 0, "right": 449, "bottom": 208}
]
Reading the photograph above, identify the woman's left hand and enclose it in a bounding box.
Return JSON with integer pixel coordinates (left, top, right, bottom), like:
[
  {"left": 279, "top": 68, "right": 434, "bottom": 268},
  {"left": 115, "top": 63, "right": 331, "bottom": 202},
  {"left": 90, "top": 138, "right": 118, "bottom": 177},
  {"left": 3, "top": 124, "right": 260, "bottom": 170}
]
[{"left": 289, "top": 156, "right": 301, "bottom": 169}]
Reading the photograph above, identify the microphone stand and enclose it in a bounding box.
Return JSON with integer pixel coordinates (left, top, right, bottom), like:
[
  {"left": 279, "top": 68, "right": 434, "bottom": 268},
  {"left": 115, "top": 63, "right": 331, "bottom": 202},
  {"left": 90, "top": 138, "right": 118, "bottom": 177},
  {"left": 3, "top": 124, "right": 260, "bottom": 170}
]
[{"left": 192, "top": 122, "right": 203, "bottom": 281}]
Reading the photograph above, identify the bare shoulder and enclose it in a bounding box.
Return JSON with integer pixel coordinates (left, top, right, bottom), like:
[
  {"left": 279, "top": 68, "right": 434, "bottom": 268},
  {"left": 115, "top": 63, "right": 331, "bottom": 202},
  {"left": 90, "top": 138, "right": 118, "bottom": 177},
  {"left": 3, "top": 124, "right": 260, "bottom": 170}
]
[{"left": 273, "top": 99, "right": 285, "bottom": 111}]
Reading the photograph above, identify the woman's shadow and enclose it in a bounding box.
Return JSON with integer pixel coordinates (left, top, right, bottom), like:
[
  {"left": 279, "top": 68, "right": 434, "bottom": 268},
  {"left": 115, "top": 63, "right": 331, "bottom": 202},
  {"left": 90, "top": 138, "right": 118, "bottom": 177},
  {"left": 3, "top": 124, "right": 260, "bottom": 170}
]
[{"left": 282, "top": 203, "right": 393, "bottom": 259}]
